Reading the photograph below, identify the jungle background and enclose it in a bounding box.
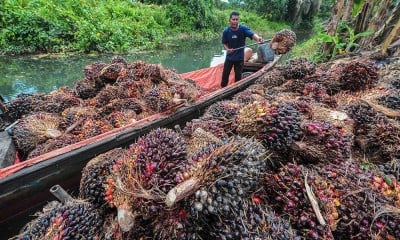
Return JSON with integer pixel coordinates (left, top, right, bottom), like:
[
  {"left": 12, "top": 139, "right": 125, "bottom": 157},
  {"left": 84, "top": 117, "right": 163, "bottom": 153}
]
[{"left": 0, "top": 0, "right": 399, "bottom": 60}]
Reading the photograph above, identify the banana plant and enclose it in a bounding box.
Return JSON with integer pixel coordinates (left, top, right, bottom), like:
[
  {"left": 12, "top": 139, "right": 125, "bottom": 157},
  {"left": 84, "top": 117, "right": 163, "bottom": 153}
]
[
  {"left": 318, "top": 33, "right": 346, "bottom": 59},
  {"left": 344, "top": 24, "right": 374, "bottom": 53}
]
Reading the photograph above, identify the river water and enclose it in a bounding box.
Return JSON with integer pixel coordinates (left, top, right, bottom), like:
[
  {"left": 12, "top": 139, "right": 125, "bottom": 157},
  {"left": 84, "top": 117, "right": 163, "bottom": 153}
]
[{"left": 0, "top": 39, "right": 227, "bottom": 102}]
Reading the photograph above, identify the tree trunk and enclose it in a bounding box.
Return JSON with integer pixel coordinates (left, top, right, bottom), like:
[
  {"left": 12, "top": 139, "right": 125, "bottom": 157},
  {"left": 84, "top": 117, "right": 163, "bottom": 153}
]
[{"left": 322, "top": 0, "right": 346, "bottom": 56}]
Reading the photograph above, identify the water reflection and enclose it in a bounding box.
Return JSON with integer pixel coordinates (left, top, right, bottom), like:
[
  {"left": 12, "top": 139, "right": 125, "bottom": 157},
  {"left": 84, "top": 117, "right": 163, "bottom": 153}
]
[{"left": 0, "top": 39, "right": 226, "bottom": 102}]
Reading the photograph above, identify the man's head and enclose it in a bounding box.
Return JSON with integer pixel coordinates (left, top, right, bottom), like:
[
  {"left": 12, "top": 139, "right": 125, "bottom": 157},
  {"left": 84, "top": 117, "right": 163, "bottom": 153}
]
[{"left": 229, "top": 11, "right": 240, "bottom": 30}]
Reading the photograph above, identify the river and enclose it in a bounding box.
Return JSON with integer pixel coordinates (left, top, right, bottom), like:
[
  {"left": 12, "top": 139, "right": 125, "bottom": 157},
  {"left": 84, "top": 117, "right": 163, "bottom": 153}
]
[{"left": 0, "top": 39, "right": 227, "bottom": 102}]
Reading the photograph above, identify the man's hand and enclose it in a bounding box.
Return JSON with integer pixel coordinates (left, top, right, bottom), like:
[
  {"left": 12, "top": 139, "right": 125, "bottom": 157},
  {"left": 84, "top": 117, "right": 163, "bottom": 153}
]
[
  {"left": 258, "top": 37, "right": 264, "bottom": 44},
  {"left": 227, "top": 48, "right": 234, "bottom": 54}
]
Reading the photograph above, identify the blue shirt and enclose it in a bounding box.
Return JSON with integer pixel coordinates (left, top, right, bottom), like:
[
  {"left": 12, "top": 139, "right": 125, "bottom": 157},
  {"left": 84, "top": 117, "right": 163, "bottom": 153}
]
[{"left": 222, "top": 25, "right": 254, "bottom": 62}]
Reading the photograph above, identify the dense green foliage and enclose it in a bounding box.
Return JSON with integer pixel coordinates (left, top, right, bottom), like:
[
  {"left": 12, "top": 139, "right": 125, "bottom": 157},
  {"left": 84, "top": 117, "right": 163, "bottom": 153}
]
[{"left": 0, "top": 0, "right": 222, "bottom": 54}]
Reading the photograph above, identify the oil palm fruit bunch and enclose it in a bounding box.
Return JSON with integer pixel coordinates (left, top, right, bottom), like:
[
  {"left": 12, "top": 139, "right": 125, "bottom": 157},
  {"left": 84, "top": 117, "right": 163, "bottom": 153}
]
[
  {"left": 110, "top": 55, "right": 128, "bottom": 66},
  {"left": 255, "top": 69, "right": 286, "bottom": 87},
  {"left": 346, "top": 103, "right": 400, "bottom": 162},
  {"left": 294, "top": 98, "right": 314, "bottom": 119},
  {"left": 151, "top": 206, "right": 204, "bottom": 240},
  {"left": 179, "top": 137, "right": 267, "bottom": 219},
  {"left": 297, "top": 120, "right": 352, "bottom": 163},
  {"left": 203, "top": 100, "right": 242, "bottom": 121},
  {"left": 391, "top": 78, "right": 400, "bottom": 89},
  {"left": 263, "top": 162, "right": 335, "bottom": 239},
  {"left": 185, "top": 127, "right": 222, "bottom": 157},
  {"left": 78, "top": 117, "right": 113, "bottom": 140},
  {"left": 94, "top": 85, "right": 123, "bottom": 108},
  {"left": 105, "top": 128, "right": 190, "bottom": 232},
  {"left": 282, "top": 78, "right": 307, "bottom": 94},
  {"left": 12, "top": 112, "right": 62, "bottom": 159},
  {"left": 143, "top": 87, "right": 174, "bottom": 112},
  {"left": 310, "top": 161, "right": 400, "bottom": 239},
  {"left": 270, "top": 29, "right": 297, "bottom": 54},
  {"left": 37, "top": 87, "right": 81, "bottom": 114},
  {"left": 345, "top": 102, "right": 380, "bottom": 126},
  {"left": 84, "top": 61, "right": 107, "bottom": 81},
  {"left": 281, "top": 57, "right": 316, "bottom": 79},
  {"left": 302, "top": 82, "right": 327, "bottom": 101},
  {"left": 131, "top": 60, "right": 166, "bottom": 85},
  {"left": 79, "top": 148, "right": 126, "bottom": 211},
  {"left": 27, "top": 134, "right": 80, "bottom": 159},
  {"left": 231, "top": 88, "right": 265, "bottom": 105},
  {"left": 16, "top": 201, "right": 103, "bottom": 240},
  {"left": 98, "top": 62, "right": 126, "bottom": 84},
  {"left": 107, "top": 110, "right": 138, "bottom": 128},
  {"left": 5, "top": 93, "right": 46, "bottom": 120},
  {"left": 60, "top": 106, "right": 99, "bottom": 132},
  {"left": 378, "top": 89, "right": 400, "bottom": 110},
  {"left": 73, "top": 77, "right": 102, "bottom": 99},
  {"left": 379, "top": 159, "right": 400, "bottom": 181},
  {"left": 208, "top": 193, "right": 301, "bottom": 240},
  {"left": 256, "top": 102, "right": 302, "bottom": 151},
  {"left": 168, "top": 78, "right": 201, "bottom": 103},
  {"left": 181, "top": 118, "right": 229, "bottom": 141},
  {"left": 101, "top": 214, "right": 153, "bottom": 240},
  {"left": 337, "top": 60, "right": 379, "bottom": 91},
  {"left": 103, "top": 98, "right": 144, "bottom": 115},
  {"left": 236, "top": 100, "right": 270, "bottom": 137}
]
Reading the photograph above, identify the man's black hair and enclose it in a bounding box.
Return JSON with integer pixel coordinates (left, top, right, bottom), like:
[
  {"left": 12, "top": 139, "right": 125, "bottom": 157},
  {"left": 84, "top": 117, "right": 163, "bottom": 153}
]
[{"left": 230, "top": 11, "right": 239, "bottom": 19}]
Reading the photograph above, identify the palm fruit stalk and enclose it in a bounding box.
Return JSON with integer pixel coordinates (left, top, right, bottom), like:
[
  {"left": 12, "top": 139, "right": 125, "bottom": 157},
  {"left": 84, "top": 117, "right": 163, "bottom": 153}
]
[
  {"left": 12, "top": 112, "right": 62, "bottom": 159},
  {"left": 15, "top": 201, "right": 104, "bottom": 240},
  {"left": 79, "top": 148, "right": 126, "bottom": 211}
]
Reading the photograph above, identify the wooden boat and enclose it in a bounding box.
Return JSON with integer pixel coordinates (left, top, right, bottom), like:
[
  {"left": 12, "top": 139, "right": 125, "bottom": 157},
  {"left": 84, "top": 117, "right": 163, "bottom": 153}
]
[{"left": 0, "top": 56, "right": 280, "bottom": 237}]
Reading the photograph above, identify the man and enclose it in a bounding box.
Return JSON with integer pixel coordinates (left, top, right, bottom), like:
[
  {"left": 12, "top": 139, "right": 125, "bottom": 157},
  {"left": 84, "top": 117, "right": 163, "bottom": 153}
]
[{"left": 221, "top": 11, "right": 264, "bottom": 88}]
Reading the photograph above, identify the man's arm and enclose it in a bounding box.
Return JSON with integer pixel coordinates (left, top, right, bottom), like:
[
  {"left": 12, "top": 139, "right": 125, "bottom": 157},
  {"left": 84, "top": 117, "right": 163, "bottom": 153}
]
[{"left": 252, "top": 34, "right": 264, "bottom": 44}]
